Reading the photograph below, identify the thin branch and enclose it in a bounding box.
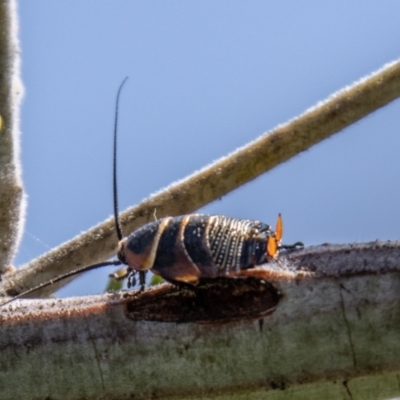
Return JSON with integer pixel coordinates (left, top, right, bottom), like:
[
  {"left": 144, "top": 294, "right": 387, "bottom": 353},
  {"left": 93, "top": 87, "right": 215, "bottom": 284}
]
[
  {"left": 1, "top": 58, "right": 400, "bottom": 297},
  {"left": 0, "top": 0, "right": 25, "bottom": 273},
  {"left": 1, "top": 241, "right": 400, "bottom": 400}
]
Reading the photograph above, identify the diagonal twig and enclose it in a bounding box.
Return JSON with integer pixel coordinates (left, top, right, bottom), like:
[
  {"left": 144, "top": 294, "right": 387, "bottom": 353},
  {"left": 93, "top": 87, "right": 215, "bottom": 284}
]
[{"left": 1, "top": 58, "right": 400, "bottom": 298}]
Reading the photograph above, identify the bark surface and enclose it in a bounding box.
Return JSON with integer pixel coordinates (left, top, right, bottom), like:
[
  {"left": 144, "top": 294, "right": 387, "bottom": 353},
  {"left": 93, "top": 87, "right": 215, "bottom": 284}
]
[{"left": 1, "top": 242, "right": 399, "bottom": 400}]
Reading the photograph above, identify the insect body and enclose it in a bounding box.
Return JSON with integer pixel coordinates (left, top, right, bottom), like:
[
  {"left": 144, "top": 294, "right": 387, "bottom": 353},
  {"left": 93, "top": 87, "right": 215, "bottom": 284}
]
[{"left": 113, "top": 213, "right": 291, "bottom": 288}]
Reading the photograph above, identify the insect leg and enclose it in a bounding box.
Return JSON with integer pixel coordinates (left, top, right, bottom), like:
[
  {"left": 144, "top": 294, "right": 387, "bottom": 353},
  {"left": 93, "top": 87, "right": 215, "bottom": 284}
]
[
  {"left": 139, "top": 271, "right": 146, "bottom": 291},
  {"left": 279, "top": 241, "right": 304, "bottom": 251}
]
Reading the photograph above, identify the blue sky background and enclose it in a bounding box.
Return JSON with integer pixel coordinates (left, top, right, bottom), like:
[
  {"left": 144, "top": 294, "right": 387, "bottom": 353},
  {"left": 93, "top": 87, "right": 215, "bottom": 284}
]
[{"left": 15, "top": 2, "right": 400, "bottom": 297}]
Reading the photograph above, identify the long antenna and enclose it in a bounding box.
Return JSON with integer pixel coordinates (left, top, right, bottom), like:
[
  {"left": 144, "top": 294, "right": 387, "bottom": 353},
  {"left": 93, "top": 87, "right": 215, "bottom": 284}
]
[
  {"left": 113, "top": 77, "right": 129, "bottom": 241},
  {"left": 0, "top": 261, "right": 122, "bottom": 308},
  {"left": 0, "top": 78, "right": 130, "bottom": 307}
]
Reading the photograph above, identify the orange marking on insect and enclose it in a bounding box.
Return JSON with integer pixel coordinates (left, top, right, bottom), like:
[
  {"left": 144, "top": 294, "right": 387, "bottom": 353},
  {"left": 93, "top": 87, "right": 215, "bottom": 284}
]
[
  {"left": 275, "top": 214, "right": 283, "bottom": 242},
  {"left": 267, "top": 236, "right": 278, "bottom": 258},
  {"left": 169, "top": 274, "right": 200, "bottom": 285}
]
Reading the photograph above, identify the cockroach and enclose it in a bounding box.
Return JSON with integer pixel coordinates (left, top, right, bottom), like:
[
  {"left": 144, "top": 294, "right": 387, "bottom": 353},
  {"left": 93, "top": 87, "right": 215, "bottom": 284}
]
[
  {"left": 0, "top": 78, "right": 303, "bottom": 307},
  {"left": 112, "top": 213, "right": 302, "bottom": 289}
]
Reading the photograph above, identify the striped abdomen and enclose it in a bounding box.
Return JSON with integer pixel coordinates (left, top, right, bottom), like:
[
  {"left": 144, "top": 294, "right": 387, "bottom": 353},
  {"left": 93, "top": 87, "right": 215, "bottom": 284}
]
[{"left": 120, "top": 214, "right": 278, "bottom": 286}]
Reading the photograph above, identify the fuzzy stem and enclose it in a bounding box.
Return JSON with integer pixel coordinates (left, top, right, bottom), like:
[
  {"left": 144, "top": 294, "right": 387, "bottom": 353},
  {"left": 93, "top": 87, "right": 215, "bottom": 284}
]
[
  {"left": 1, "top": 58, "right": 400, "bottom": 297},
  {"left": 0, "top": 0, "right": 25, "bottom": 273}
]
